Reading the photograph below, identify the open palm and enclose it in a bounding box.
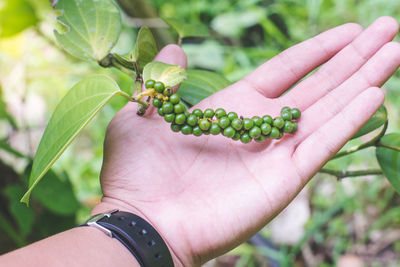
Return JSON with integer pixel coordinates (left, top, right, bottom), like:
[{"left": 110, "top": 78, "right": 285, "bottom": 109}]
[{"left": 93, "top": 17, "right": 400, "bottom": 266}]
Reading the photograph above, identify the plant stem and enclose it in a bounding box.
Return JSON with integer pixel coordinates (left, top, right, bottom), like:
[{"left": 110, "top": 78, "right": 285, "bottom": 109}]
[
  {"left": 319, "top": 168, "right": 383, "bottom": 179},
  {"left": 376, "top": 142, "right": 400, "bottom": 152},
  {"left": 117, "top": 91, "right": 149, "bottom": 108},
  {"left": 332, "top": 121, "right": 388, "bottom": 159}
]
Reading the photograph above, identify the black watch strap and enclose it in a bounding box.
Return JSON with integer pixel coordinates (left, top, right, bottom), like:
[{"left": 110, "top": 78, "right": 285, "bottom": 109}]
[{"left": 82, "top": 210, "right": 174, "bottom": 267}]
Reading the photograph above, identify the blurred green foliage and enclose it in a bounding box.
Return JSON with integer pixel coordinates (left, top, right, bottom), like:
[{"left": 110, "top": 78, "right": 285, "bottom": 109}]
[{"left": 0, "top": 0, "right": 399, "bottom": 265}]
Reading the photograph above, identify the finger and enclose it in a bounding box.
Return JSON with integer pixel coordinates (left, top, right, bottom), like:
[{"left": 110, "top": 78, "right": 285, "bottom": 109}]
[
  {"left": 237, "top": 22, "right": 363, "bottom": 98},
  {"left": 281, "top": 16, "right": 399, "bottom": 109},
  {"left": 292, "top": 41, "right": 400, "bottom": 143},
  {"left": 292, "top": 87, "right": 384, "bottom": 181}
]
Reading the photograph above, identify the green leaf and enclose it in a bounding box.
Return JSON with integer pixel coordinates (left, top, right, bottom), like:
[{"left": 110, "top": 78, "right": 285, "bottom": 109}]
[
  {"left": 177, "top": 69, "right": 231, "bottom": 105},
  {"left": 376, "top": 133, "right": 400, "bottom": 194},
  {"left": 163, "top": 18, "right": 210, "bottom": 39},
  {"left": 0, "top": 0, "right": 38, "bottom": 37},
  {"left": 0, "top": 140, "right": 26, "bottom": 158},
  {"left": 143, "top": 62, "right": 187, "bottom": 87},
  {"left": 21, "top": 75, "right": 124, "bottom": 205},
  {"left": 352, "top": 105, "right": 387, "bottom": 139},
  {"left": 54, "top": 0, "right": 122, "bottom": 61},
  {"left": 131, "top": 27, "right": 158, "bottom": 72},
  {"left": 33, "top": 170, "right": 80, "bottom": 216},
  {"left": 3, "top": 185, "right": 33, "bottom": 237}
]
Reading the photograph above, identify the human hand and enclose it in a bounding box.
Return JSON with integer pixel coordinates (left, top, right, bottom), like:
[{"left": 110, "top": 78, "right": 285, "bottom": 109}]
[{"left": 93, "top": 17, "right": 400, "bottom": 266}]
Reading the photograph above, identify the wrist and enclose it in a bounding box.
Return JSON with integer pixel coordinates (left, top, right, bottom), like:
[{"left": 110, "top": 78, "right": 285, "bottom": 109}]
[{"left": 92, "top": 199, "right": 185, "bottom": 267}]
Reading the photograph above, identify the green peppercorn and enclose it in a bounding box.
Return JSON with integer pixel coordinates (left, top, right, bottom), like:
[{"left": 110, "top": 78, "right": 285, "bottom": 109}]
[
  {"left": 162, "top": 102, "right": 174, "bottom": 114},
  {"left": 231, "top": 118, "right": 243, "bottom": 131},
  {"left": 154, "top": 81, "right": 165, "bottom": 93},
  {"left": 203, "top": 108, "right": 215, "bottom": 118},
  {"left": 181, "top": 125, "right": 193, "bottom": 135},
  {"left": 175, "top": 114, "right": 186, "bottom": 125},
  {"left": 281, "top": 106, "right": 291, "bottom": 113},
  {"left": 218, "top": 116, "right": 231, "bottom": 129},
  {"left": 269, "top": 127, "right": 280, "bottom": 139},
  {"left": 273, "top": 117, "right": 285, "bottom": 129},
  {"left": 262, "top": 115, "right": 273, "bottom": 125},
  {"left": 281, "top": 111, "right": 292, "bottom": 121},
  {"left": 291, "top": 108, "right": 301, "bottom": 120},
  {"left": 152, "top": 98, "right": 162, "bottom": 108},
  {"left": 193, "top": 126, "right": 203, "bottom": 136},
  {"left": 232, "top": 132, "right": 241, "bottom": 141},
  {"left": 192, "top": 109, "right": 203, "bottom": 118},
  {"left": 255, "top": 135, "right": 266, "bottom": 142},
  {"left": 249, "top": 126, "right": 261, "bottom": 139},
  {"left": 252, "top": 116, "right": 263, "bottom": 126},
  {"left": 215, "top": 108, "right": 226, "bottom": 119},
  {"left": 240, "top": 133, "right": 251, "bottom": 143},
  {"left": 199, "top": 119, "right": 211, "bottom": 131},
  {"left": 223, "top": 126, "right": 236, "bottom": 138},
  {"left": 290, "top": 122, "right": 298, "bottom": 133},
  {"left": 169, "top": 94, "right": 180, "bottom": 105},
  {"left": 163, "top": 87, "right": 173, "bottom": 96},
  {"left": 283, "top": 121, "right": 293, "bottom": 133},
  {"left": 186, "top": 114, "right": 198, "bottom": 127},
  {"left": 277, "top": 131, "right": 283, "bottom": 139},
  {"left": 145, "top": 79, "right": 155, "bottom": 89},
  {"left": 243, "top": 118, "right": 254, "bottom": 130},
  {"left": 170, "top": 124, "right": 181, "bottom": 132},
  {"left": 164, "top": 113, "right": 175, "bottom": 123},
  {"left": 260, "top": 123, "right": 272, "bottom": 135},
  {"left": 203, "top": 130, "right": 210, "bottom": 135},
  {"left": 174, "top": 103, "right": 185, "bottom": 114},
  {"left": 227, "top": 112, "right": 238, "bottom": 121},
  {"left": 157, "top": 107, "right": 164, "bottom": 116},
  {"left": 210, "top": 123, "right": 221, "bottom": 135}
]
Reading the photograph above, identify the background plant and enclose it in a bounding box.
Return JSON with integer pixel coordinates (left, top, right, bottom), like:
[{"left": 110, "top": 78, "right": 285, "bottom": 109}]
[{"left": 0, "top": 0, "right": 399, "bottom": 266}]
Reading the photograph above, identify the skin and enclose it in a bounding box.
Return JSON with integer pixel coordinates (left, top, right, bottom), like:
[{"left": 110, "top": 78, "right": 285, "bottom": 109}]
[{"left": 1, "top": 16, "right": 399, "bottom": 267}]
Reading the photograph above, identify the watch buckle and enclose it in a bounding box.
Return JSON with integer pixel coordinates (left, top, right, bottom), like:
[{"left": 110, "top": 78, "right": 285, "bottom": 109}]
[{"left": 86, "top": 209, "right": 119, "bottom": 237}]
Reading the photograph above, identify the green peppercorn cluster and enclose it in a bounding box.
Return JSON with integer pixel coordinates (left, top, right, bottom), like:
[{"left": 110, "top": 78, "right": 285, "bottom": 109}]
[{"left": 145, "top": 79, "right": 301, "bottom": 143}]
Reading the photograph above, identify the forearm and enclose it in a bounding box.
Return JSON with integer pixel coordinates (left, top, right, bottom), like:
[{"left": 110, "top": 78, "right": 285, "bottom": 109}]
[{"left": 0, "top": 221, "right": 139, "bottom": 267}]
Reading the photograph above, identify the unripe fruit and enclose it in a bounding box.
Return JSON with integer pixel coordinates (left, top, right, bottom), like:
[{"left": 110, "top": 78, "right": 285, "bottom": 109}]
[
  {"left": 283, "top": 121, "right": 293, "bottom": 133},
  {"left": 249, "top": 126, "right": 261, "bottom": 139},
  {"left": 154, "top": 81, "right": 165, "bottom": 93},
  {"left": 227, "top": 112, "right": 238, "bottom": 121},
  {"left": 215, "top": 108, "right": 226, "bottom": 119},
  {"left": 170, "top": 94, "right": 180, "bottom": 104},
  {"left": 255, "top": 135, "right": 266, "bottom": 142},
  {"left": 291, "top": 108, "right": 301, "bottom": 120},
  {"left": 269, "top": 127, "right": 280, "bottom": 139},
  {"left": 262, "top": 115, "right": 273, "bottom": 125},
  {"left": 210, "top": 123, "right": 221, "bottom": 135},
  {"left": 186, "top": 114, "right": 198, "bottom": 127},
  {"left": 261, "top": 123, "right": 272, "bottom": 135},
  {"left": 164, "top": 113, "right": 175, "bottom": 123},
  {"left": 174, "top": 103, "right": 185, "bottom": 114},
  {"left": 152, "top": 98, "right": 162, "bottom": 108},
  {"left": 232, "top": 132, "right": 241, "bottom": 141},
  {"left": 231, "top": 118, "right": 243, "bottom": 131},
  {"left": 240, "top": 133, "right": 251, "bottom": 143},
  {"left": 193, "top": 126, "right": 203, "bottom": 136},
  {"left": 163, "top": 87, "right": 173, "bottom": 96},
  {"left": 281, "top": 111, "right": 292, "bottom": 121},
  {"left": 192, "top": 109, "right": 203, "bottom": 118},
  {"left": 273, "top": 117, "right": 284, "bottom": 129},
  {"left": 162, "top": 102, "right": 174, "bottom": 114},
  {"left": 199, "top": 119, "right": 211, "bottom": 131},
  {"left": 171, "top": 124, "right": 181, "bottom": 132},
  {"left": 145, "top": 79, "right": 156, "bottom": 89},
  {"left": 157, "top": 107, "right": 164, "bottom": 116},
  {"left": 291, "top": 122, "right": 298, "bottom": 133},
  {"left": 243, "top": 118, "right": 254, "bottom": 130},
  {"left": 218, "top": 116, "right": 231, "bottom": 129},
  {"left": 204, "top": 108, "right": 215, "bottom": 118},
  {"left": 223, "top": 126, "right": 236, "bottom": 138},
  {"left": 281, "top": 106, "right": 291, "bottom": 113},
  {"left": 181, "top": 125, "right": 193, "bottom": 135},
  {"left": 175, "top": 114, "right": 186, "bottom": 125},
  {"left": 252, "top": 116, "right": 263, "bottom": 127}
]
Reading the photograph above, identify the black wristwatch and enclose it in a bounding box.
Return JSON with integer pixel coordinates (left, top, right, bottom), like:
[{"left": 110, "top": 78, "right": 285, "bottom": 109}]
[{"left": 81, "top": 209, "right": 174, "bottom": 267}]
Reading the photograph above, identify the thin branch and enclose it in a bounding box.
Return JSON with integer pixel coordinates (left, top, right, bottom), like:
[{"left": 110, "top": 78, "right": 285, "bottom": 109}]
[
  {"left": 376, "top": 142, "right": 400, "bottom": 152},
  {"left": 332, "top": 121, "right": 388, "bottom": 159},
  {"left": 319, "top": 168, "right": 383, "bottom": 180}
]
